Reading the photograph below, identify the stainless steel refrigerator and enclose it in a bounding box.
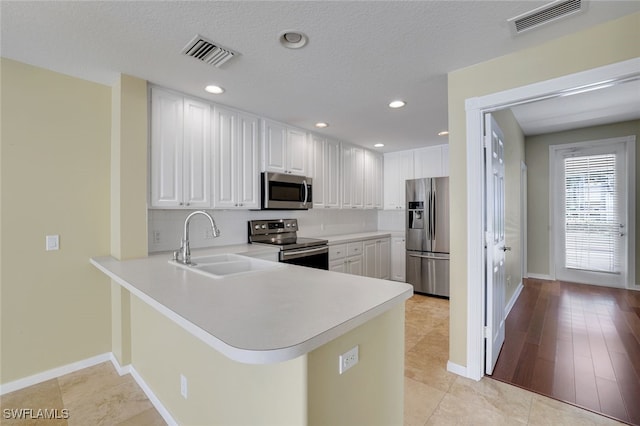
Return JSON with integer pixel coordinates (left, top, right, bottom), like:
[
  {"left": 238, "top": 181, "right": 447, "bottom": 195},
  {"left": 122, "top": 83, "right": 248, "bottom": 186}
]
[{"left": 405, "top": 177, "right": 450, "bottom": 297}]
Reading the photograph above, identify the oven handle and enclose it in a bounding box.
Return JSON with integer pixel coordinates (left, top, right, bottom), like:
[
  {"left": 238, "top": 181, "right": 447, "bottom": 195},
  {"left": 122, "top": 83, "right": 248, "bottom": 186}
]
[
  {"left": 303, "top": 180, "right": 309, "bottom": 206},
  {"left": 281, "top": 246, "right": 328, "bottom": 260}
]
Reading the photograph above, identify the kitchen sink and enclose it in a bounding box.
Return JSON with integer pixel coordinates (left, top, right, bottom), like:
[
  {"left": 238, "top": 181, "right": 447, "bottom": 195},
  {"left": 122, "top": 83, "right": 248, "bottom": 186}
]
[{"left": 169, "top": 253, "right": 282, "bottom": 279}]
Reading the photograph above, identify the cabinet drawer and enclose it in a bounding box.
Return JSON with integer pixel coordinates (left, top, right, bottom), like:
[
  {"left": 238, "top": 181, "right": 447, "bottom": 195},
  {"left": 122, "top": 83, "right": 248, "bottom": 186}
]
[
  {"left": 329, "top": 244, "right": 347, "bottom": 260},
  {"left": 347, "top": 241, "right": 363, "bottom": 257}
]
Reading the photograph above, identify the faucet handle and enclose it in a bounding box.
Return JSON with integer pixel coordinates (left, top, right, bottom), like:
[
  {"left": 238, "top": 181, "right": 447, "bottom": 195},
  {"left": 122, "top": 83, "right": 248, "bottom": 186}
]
[{"left": 173, "top": 250, "right": 180, "bottom": 262}]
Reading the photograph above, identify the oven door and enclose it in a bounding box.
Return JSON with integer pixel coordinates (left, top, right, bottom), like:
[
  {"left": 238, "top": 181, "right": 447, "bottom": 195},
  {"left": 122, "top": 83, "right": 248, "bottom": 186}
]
[
  {"left": 262, "top": 172, "right": 313, "bottom": 210},
  {"left": 280, "top": 246, "right": 328, "bottom": 270}
]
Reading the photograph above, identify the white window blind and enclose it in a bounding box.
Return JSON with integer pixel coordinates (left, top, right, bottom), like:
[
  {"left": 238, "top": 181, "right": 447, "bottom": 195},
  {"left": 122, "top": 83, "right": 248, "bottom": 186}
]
[{"left": 564, "top": 153, "right": 620, "bottom": 273}]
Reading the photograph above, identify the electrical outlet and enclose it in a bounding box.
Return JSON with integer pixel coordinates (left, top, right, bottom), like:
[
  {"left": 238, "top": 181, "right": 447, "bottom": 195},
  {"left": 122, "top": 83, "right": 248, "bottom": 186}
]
[
  {"left": 46, "top": 235, "right": 60, "bottom": 251},
  {"left": 180, "top": 374, "right": 188, "bottom": 399},
  {"left": 339, "top": 345, "right": 359, "bottom": 374},
  {"left": 153, "top": 230, "right": 161, "bottom": 244}
]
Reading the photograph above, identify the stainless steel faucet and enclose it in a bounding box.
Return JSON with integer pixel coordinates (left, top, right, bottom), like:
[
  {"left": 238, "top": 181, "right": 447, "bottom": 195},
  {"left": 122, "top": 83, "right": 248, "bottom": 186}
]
[{"left": 173, "top": 210, "right": 220, "bottom": 265}]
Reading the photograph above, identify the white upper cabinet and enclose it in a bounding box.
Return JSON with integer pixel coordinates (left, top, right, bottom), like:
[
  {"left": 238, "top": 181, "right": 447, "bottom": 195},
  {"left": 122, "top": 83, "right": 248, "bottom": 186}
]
[
  {"left": 212, "top": 106, "right": 260, "bottom": 209},
  {"left": 150, "top": 88, "right": 211, "bottom": 208},
  {"left": 383, "top": 150, "right": 414, "bottom": 210},
  {"left": 414, "top": 145, "right": 443, "bottom": 178},
  {"left": 262, "top": 119, "right": 307, "bottom": 175},
  {"left": 310, "top": 135, "right": 341, "bottom": 209},
  {"left": 364, "top": 150, "right": 383, "bottom": 209},
  {"left": 441, "top": 144, "right": 449, "bottom": 176},
  {"left": 414, "top": 144, "right": 449, "bottom": 178},
  {"left": 342, "top": 144, "right": 365, "bottom": 209}
]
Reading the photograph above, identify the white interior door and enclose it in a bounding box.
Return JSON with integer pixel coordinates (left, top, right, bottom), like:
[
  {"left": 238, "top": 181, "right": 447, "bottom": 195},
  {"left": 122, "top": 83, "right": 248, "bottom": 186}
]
[{"left": 484, "top": 114, "right": 507, "bottom": 375}]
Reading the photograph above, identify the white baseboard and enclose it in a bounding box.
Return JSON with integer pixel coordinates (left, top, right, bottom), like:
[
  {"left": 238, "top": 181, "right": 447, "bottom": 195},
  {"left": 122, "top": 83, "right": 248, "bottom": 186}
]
[
  {"left": 129, "top": 367, "right": 178, "bottom": 426},
  {"left": 0, "top": 353, "right": 111, "bottom": 395},
  {"left": 108, "top": 353, "right": 132, "bottom": 376},
  {"left": 526, "top": 273, "right": 553, "bottom": 281},
  {"left": 1, "top": 353, "right": 177, "bottom": 426},
  {"left": 107, "top": 354, "right": 177, "bottom": 426},
  {"left": 504, "top": 281, "right": 524, "bottom": 319},
  {"left": 446, "top": 361, "right": 470, "bottom": 379}
]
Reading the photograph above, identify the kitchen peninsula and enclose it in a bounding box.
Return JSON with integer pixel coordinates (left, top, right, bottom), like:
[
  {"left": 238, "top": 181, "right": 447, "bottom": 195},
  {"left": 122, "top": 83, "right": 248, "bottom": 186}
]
[{"left": 91, "top": 244, "right": 412, "bottom": 426}]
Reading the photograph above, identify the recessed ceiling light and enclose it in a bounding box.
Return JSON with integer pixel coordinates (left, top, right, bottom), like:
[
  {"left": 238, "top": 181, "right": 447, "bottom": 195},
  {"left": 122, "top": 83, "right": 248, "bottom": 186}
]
[
  {"left": 389, "top": 100, "right": 406, "bottom": 109},
  {"left": 315, "top": 122, "right": 329, "bottom": 128},
  {"left": 374, "top": 143, "right": 385, "bottom": 148},
  {"left": 279, "top": 31, "right": 308, "bottom": 49},
  {"left": 205, "top": 85, "right": 225, "bottom": 94},
  {"left": 438, "top": 130, "right": 449, "bottom": 136}
]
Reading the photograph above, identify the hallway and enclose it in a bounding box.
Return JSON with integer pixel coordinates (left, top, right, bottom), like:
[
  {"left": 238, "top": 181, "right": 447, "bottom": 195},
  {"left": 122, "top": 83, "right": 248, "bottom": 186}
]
[{"left": 491, "top": 278, "right": 640, "bottom": 425}]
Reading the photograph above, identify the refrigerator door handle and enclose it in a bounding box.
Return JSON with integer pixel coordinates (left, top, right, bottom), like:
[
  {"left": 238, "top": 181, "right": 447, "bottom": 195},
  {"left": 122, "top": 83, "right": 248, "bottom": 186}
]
[
  {"left": 431, "top": 189, "right": 437, "bottom": 248},
  {"left": 427, "top": 189, "right": 432, "bottom": 240},
  {"left": 408, "top": 253, "right": 449, "bottom": 260}
]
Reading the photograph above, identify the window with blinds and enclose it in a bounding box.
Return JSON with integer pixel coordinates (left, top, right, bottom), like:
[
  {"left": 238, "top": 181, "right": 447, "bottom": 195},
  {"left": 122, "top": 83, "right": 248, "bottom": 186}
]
[{"left": 564, "top": 153, "right": 620, "bottom": 273}]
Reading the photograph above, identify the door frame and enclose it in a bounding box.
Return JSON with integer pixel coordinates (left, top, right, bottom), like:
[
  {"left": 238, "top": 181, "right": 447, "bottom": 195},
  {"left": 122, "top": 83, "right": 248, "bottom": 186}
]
[
  {"left": 549, "top": 136, "right": 636, "bottom": 288},
  {"left": 462, "top": 57, "right": 640, "bottom": 381}
]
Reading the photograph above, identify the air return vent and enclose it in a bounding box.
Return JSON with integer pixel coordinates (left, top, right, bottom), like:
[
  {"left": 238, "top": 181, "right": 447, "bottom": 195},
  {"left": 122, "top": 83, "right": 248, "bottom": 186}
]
[
  {"left": 182, "top": 35, "right": 238, "bottom": 68},
  {"left": 508, "top": 0, "right": 584, "bottom": 35}
]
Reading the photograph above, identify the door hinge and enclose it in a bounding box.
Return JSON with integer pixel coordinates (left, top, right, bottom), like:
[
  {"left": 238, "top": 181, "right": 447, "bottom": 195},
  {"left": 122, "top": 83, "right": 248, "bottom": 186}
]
[
  {"left": 483, "top": 135, "right": 491, "bottom": 149},
  {"left": 483, "top": 326, "right": 490, "bottom": 339}
]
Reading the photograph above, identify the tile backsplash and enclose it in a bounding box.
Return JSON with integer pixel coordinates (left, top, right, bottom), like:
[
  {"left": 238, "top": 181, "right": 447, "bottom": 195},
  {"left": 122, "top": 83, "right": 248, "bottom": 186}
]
[{"left": 148, "top": 208, "right": 380, "bottom": 253}]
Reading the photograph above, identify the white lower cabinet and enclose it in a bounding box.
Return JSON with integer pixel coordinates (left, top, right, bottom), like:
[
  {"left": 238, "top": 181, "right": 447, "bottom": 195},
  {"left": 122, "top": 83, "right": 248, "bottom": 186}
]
[
  {"left": 331, "top": 237, "right": 390, "bottom": 279},
  {"left": 363, "top": 238, "right": 390, "bottom": 279},
  {"left": 391, "top": 236, "right": 406, "bottom": 282},
  {"left": 329, "top": 242, "right": 363, "bottom": 276}
]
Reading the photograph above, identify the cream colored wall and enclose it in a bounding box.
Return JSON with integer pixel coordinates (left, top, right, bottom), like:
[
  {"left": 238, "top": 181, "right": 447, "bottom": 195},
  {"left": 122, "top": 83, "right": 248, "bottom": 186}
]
[
  {"left": 525, "top": 119, "right": 640, "bottom": 278},
  {"left": 130, "top": 296, "right": 404, "bottom": 426},
  {"left": 130, "top": 296, "right": 308, "bottom": 426},
  {"left": 308, "top": 304, "right": 404, "bottom": 426},
  {"left": 109, "top": 74, "right": 148, "bottom": 367},
  {"left": 493, "top": 110, "right": 525, "bottom": 306},
  {"left": 447, "top": 12, "right": 640, "bottom": 367},
  {"left": 0, "top": 59, "right": 111, "bottom": 383}
]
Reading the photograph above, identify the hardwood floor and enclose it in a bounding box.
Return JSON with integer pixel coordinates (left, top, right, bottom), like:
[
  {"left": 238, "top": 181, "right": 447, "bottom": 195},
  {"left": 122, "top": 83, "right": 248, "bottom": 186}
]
[{"left": 491, "top": 278, "right": 640, "bottom": 425}]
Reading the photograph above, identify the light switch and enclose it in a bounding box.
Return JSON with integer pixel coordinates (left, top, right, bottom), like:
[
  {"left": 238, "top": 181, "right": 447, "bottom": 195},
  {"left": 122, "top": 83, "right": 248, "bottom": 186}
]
[{"left": 46, "top": 235, "right": 59, "bottom": 251}]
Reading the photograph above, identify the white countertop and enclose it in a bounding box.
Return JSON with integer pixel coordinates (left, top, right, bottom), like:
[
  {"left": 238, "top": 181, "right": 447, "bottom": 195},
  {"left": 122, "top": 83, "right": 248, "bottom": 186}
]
[
  {"left": 325, "top": 231, "right": 393, "bottom": 245},
  {"left": 91, "top": 244, "right": 412, "bottom": 365}
]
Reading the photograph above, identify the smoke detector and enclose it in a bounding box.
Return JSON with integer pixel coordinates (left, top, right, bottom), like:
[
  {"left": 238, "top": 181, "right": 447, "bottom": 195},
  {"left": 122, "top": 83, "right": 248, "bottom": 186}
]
[
  {"left": 508, "top": 0, "right": 585, "bottom": 35},
  {"left": 182, "top": 35, "right": 238, "bottom": 68}
]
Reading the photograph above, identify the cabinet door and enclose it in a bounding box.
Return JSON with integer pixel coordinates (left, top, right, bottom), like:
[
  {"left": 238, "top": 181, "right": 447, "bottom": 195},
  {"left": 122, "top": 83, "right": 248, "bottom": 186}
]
[
  {"left": 377, "top": 238, "right": 391, "bottom": 279},
  {"left": 212, "top": 106, "right": 237, "bottom": 208},
  {"left": 391, "top": 236, "right": 406, "bottom": 282},
  {"left": 383, "top": 150, "right": 414, "bottom": 210},
  {"left": 347, "top": 255, "right": 363, "bottom": 276},
  {"left": 341, "top": 145, "right": 353, "bottom": 208},
  {"left": 363, "top": 240, "right": 377, "bottom": 278},
  {"left": 183, "top": 98, "right": 212, "bottom": 208},
  {"left": 324, "top": 139, "right": 341, "bottom": 208},
  {"left": 414, "top": 145, "right": 443, "bottom": 178},
  {"left": 352, "top": 147, "right": 365, "bottom": 208},
  {"left": 150, "top": 88, "right": 184, "bottom": 207},
  {"left": 286, "top": 128, "right": 307, "bottom": 175},
  {"left": 237, "top": 113, "right": 260, "bottom": 208},
  {"left": 330, "top": 259, "right": 346, "bottom": 273},
  {"left": 310, "top": 135, "right": 325, "bottom": 208},
  {"left": 441, "top": 144, "right": 449, "bottom": 176},
  {"left": 364, "top": 150, "right": 383, "bottom": 209},
  {"left": 262, "top": 120, "right": 287, "bottom": 173}
]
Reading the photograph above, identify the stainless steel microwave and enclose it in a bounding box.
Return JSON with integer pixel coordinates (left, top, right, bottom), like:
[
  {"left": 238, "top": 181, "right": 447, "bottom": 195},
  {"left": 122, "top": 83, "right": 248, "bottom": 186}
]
[{"left": 261, "top": 172, "right": 313, "bottom": 210}]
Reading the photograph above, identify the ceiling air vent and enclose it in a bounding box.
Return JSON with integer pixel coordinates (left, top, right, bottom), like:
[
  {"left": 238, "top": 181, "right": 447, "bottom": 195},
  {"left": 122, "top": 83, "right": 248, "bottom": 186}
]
[
  {"left": 508, "top": 0, "right": 585, "bottom": 35},
  {"left": 181, "top": 35, "right": 238, "bottom": 68}
]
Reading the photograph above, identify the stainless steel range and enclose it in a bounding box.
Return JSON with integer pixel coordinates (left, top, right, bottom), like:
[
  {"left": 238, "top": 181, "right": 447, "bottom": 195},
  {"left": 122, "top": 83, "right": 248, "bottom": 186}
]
[{"left": 248, "top": 219, "right": 329, "bottom": 270}]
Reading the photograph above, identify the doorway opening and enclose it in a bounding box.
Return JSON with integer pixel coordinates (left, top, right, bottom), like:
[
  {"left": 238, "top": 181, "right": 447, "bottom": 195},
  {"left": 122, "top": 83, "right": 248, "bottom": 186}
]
[{"left": 462, "top": 58, "right": 640, "bottom": 381}]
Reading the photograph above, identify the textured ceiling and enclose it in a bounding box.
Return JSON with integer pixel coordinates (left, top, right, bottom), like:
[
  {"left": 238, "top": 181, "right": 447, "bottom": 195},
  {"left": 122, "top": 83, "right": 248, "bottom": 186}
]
[{"left": 2, "top": 1, "right": 639, "bottom": 152}]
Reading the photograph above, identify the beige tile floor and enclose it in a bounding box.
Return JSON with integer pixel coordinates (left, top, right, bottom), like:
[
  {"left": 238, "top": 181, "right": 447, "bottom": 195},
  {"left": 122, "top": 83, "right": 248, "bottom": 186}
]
[{"left": 0, "top": 294, "right": 625, "bottom": 425}]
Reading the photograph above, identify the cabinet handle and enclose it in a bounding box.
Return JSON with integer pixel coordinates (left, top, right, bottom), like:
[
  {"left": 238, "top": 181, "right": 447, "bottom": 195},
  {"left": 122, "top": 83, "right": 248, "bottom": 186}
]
[
  {"left": 179, "top": 202, "right": 184, "bottom": 206},
  {"left": 240, "top": 203, "right": 244, "bottom": 207},
  {"left": 186, "top": 203, "right": 190, "bottom": 206}
]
